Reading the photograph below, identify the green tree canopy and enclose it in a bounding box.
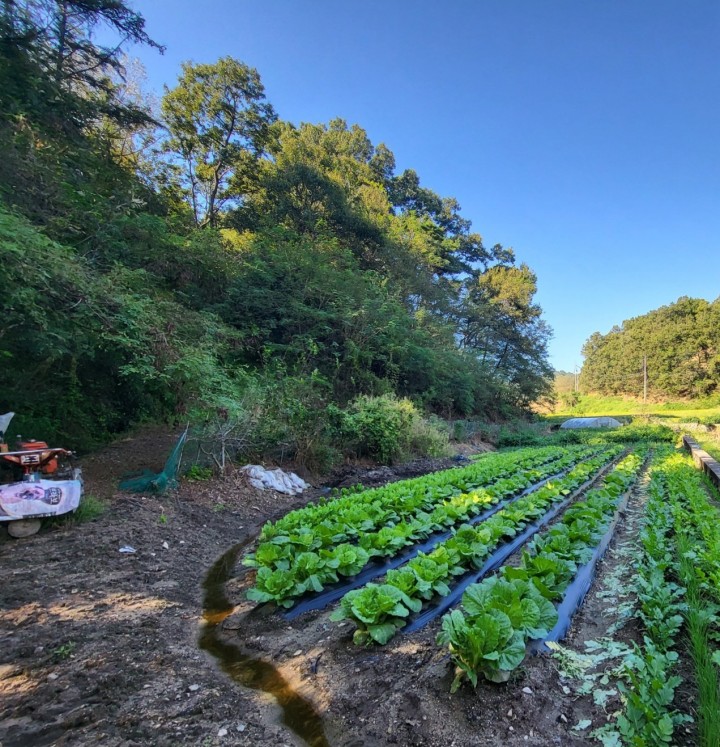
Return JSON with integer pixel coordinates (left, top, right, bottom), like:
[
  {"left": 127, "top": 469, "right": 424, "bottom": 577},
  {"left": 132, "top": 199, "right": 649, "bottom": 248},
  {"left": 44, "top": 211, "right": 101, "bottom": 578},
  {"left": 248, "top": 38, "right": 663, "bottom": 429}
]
[
  {"left": 581, "top": 297, "right": 720, "bottom": 399},
  {"left": 161, "top": 57, "right": 277, "bottom": 228}
]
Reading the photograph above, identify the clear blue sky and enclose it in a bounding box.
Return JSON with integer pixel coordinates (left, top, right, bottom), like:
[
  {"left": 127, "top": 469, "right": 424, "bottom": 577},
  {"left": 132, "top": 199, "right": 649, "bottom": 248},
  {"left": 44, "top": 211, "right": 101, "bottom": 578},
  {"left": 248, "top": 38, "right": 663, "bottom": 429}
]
[{"left": 123, "top": 0, "right": 720, "bottom": 371}]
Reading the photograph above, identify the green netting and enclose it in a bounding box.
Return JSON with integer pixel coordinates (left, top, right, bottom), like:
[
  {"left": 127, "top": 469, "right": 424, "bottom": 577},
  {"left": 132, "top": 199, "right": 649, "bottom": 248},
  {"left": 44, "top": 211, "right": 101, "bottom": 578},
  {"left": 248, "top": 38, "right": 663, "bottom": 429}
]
[{"left": 118, "top": 427, "right": 188, "bottom": 494}]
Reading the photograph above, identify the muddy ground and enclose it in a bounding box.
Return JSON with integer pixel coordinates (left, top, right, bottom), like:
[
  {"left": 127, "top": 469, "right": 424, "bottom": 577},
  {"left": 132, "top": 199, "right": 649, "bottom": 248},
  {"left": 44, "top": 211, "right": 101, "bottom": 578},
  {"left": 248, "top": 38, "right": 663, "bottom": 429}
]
[{"left": 0, "top": 434, "right": 696, "bottom": 746}]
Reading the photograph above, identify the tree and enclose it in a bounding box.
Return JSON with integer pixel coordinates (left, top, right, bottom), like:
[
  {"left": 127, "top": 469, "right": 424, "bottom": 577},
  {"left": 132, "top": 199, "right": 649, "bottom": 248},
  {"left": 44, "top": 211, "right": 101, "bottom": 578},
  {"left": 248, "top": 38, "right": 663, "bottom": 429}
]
[
  {"left": 580, "top": 297, "right": 720, "bottom": 399},
  {"left": 458, "top": 264, "right": 553, "bottom": 405},
  {"left": 161, "top": 57, "right": 277, "bottom": 228},
  {"left": 1, "top": 0, "right": 162, "bottom": 93}
]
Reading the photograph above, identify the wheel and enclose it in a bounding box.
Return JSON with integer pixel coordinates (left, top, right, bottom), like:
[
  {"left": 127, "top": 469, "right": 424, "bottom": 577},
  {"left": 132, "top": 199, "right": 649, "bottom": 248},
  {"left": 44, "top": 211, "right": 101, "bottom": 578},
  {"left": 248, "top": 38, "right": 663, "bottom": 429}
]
[{"left": 7, "top": 519, "right": 42, "bottom": 538}]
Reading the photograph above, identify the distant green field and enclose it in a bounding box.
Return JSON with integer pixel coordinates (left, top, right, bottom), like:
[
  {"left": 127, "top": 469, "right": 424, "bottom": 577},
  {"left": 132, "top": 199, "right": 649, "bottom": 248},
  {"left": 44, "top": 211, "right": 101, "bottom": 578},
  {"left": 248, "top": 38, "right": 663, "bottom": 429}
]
[{"left": 547, "top": 394, "right": 720, "bottom": 424}]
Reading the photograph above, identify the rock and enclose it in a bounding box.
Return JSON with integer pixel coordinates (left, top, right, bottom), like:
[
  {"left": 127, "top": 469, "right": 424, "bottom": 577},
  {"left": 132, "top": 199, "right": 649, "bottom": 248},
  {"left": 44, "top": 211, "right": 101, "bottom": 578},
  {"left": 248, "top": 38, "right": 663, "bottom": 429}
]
[
  {"left": 292, "top": 649, "right": 302, "bottom": 656},
  {"left": 188, "top": 684, "right": 200, "bottom": 692},
  {"left": 7, "top": 519, "right": 42, "bottom": 538},
  {"left": 522, "top": 686, "right": 533, "bottom": 694},
  {"left": 218, "top": 727, "right": 228, "bottom": 737},
  {"left": 221, "top": 612, "right": 243, "bottom": 631}
]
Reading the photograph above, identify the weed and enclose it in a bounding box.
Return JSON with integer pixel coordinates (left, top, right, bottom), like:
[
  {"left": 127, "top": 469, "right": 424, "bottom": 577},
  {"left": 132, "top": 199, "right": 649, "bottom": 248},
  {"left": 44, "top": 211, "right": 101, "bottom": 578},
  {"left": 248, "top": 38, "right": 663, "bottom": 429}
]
[
  {"left": 52, "top": 495, "right": 106, "bottom": 528},
  {"left": 185, "top": 465, "right": 214, "bottom": 481},
  {"left": 52, "top": 641, "right": 76, "bottom": 661}
]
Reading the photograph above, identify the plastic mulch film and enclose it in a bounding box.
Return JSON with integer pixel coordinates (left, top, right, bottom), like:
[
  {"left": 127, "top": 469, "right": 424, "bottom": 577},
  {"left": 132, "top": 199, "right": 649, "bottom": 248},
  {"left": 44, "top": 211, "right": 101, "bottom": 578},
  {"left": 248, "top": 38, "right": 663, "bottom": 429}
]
[
  {"left": 401, "top": 458, "right": 623, "bottom": 635},
  {"left": 283, "top": 465, "right": 576, "bottom": 621},
  {"left": 118, "top": 427, "right": 188, "bottom": 494},
  {"left": 527, "top": 486, "right": 633, "bottom": 654}
]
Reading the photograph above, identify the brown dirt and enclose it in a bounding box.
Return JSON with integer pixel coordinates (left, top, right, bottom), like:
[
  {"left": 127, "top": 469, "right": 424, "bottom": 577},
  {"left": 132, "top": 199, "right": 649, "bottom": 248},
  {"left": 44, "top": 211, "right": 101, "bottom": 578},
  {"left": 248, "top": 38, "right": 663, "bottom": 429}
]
[
  {"left": 0, "top": 430, "right": 463, "bottom": 747},
  {"left": 1, "top": 434, "right": 695, "bottom": 747}
]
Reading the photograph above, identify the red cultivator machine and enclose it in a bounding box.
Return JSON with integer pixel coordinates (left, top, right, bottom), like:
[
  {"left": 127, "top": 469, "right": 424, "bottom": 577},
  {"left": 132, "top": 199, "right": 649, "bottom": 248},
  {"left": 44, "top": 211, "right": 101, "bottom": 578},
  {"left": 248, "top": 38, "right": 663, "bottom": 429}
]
[{"left": 0, "top": 413, "right": 83, "bottom": 538}]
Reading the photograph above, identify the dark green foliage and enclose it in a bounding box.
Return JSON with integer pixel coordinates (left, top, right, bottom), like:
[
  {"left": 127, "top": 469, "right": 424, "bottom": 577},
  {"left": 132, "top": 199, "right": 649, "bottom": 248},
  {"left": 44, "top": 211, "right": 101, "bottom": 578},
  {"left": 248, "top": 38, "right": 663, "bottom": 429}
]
[
  {"left": 0, "top": 4, "right": 555, "bottom": 460},
  {"left": 581, "top": 297, "right": 720, "bottom": 399},
  {"left": 0, "top": 208, "right": 241, "bottom": 450},
  {"left": 343, "top": 395, "right": 418, "bottom": 463}
]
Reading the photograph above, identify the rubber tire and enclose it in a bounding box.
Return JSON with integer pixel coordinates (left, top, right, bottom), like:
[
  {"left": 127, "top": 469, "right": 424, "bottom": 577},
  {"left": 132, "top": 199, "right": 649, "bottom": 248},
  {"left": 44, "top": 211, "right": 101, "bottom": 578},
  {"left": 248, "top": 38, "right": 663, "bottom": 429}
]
[{"left": 7, "top": 519, "right": 42, "bottom": 538}]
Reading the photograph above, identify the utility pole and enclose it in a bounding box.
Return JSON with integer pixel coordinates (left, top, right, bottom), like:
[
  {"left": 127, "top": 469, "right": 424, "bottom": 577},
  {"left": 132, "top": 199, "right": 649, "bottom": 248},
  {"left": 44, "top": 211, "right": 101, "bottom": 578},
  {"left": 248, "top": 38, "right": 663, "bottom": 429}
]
[
  {"left": 643, "top": 355, "right": 647, "bottom": 404},
  {"left": 574, "top": 364, "right": 579, "bottom": 393}
]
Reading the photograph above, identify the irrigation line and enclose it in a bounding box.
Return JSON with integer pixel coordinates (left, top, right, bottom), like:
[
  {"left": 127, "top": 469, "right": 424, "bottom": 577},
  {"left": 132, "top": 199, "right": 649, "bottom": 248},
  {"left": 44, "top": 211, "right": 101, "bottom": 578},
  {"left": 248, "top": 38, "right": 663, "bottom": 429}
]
[
  {"left": 283, "top": 458, "right": 595, "bottom": 620},
  {"left": 401, "top": 452, "right": 627, "bottom": 635}
]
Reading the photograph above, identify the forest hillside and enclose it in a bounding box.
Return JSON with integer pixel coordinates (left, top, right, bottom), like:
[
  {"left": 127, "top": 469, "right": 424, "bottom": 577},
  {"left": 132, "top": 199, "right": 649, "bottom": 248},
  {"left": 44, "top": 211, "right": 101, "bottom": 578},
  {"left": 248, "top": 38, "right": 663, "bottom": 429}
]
[
  {"left": 0, "top": 2, "right": 553, "bottom": 466},
  {"left": 581, "top": 296, "right": 720, "bottom": 401}
]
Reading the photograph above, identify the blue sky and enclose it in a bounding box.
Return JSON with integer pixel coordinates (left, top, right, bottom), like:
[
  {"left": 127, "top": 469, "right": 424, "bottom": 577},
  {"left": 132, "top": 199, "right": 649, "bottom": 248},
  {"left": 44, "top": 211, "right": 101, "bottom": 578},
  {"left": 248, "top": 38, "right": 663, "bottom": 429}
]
[{"left": 122, "top": 0, "right": 720, "bottom": 371}]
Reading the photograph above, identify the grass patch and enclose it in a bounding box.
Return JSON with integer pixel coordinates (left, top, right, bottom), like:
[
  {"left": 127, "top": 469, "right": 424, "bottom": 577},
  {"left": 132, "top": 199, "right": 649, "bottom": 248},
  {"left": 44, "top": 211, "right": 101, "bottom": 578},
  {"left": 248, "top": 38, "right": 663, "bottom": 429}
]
[
  {"left": 494, "top": 420, "right": 676, "bottom": 449},
  {"left": 52, "top": 494, "right": 106, "bottom": 527},
  {"left": 548, "top": 394, "right": 720, "bottom": 423},
  {"left": 51, "top": 641, "right": 76, "bottom": 661}
]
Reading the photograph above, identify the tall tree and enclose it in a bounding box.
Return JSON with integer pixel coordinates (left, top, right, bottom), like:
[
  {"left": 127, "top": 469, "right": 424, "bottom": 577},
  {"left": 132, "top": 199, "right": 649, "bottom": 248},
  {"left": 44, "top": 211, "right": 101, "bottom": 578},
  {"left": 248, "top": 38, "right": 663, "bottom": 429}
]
[
  {"left": 458, "top": 264, "right": 553, "bottom": 405},
  {"left": 161, "top": 57, "right": 277, "bottom": 228}
]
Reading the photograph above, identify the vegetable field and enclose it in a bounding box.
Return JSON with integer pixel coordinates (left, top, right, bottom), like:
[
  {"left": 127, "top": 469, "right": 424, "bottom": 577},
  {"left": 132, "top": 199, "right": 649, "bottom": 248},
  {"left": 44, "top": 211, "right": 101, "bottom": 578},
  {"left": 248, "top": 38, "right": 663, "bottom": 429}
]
[{"left": 221, "top": 438, "right": 720, "bottom": 746}]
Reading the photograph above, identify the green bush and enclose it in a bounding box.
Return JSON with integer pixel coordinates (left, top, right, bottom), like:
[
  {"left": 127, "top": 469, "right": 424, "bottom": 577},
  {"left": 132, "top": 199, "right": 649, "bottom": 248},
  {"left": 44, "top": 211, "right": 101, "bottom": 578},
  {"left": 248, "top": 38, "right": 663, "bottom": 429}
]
[
  {"left": 408, "top": 416, "right": 451, "bottom": 458},
  {"left": 496, "top": 421, "right": 550, "bottom": 448},
  {"left": 185, "top": 465, "right": 213, "bottom": 481},
  {"left": 344, "top": 394, "right": 416, "bottom": 463},
  {"left": 342, "top": 394, "right": 451, "bottom": 463}
]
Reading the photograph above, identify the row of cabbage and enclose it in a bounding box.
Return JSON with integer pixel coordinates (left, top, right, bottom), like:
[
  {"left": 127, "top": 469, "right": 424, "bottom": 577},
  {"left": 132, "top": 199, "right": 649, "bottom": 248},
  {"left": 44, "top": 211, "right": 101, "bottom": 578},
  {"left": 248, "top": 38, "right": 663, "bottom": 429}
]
[
  {"left": 435, "top": 450, "right": 644, "bottom": 689},
  {"left": 254, "top": 445, "right": 583, "bottom": 542},
  {"left": 599, "top": 452, "right": 720, "bottom": 747},
  {"left": 329, "top": 446, "right": 624, "bottom": 644},
  {"left": 245, "top": 445, "right": 601, "bottom": 607}
]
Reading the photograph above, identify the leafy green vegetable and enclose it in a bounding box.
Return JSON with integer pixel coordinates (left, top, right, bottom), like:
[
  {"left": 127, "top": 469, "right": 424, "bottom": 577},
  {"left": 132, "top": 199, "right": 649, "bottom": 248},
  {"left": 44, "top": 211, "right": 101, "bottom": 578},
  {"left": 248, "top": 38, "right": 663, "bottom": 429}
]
[
  {"left": 437, "top": 608, "right": 526, "bottom": 687},
  {"left": 330, "top": 583, "right": 420, "bottom": 645}
]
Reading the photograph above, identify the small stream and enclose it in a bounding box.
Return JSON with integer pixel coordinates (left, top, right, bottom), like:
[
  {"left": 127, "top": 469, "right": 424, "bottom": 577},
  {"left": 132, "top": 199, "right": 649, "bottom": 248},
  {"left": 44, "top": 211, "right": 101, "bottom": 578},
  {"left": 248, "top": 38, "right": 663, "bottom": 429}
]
[{"left": 199, "top": 543, "right": 329, "bottom": 747}]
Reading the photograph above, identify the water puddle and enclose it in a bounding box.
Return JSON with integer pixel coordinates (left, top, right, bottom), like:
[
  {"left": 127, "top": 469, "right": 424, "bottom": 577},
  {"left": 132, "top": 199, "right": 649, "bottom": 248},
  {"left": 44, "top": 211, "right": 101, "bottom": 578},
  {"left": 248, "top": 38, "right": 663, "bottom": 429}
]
[{"left": 199, "top": 542, "right": 329, "bottom": 747}]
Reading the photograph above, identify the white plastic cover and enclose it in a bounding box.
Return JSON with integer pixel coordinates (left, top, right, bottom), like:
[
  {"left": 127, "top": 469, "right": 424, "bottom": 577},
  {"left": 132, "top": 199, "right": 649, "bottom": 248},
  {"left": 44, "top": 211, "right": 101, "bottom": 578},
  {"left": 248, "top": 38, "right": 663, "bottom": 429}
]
[
  {"left": 560, "top": 416, "right": 623, "bottom": 429},
  {"left": 240, "top": 465, "right": 309, "bottom": 495}
]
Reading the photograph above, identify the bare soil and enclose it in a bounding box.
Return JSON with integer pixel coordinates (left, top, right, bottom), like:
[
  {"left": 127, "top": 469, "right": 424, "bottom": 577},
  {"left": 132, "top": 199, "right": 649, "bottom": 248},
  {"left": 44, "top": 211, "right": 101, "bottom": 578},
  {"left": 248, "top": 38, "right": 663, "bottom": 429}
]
[
  {"left": 0, "top": 431, "right": 468, "bottom": 747},
  {"left": 0, "top": 433, "right": 696, "bottom": 747}
]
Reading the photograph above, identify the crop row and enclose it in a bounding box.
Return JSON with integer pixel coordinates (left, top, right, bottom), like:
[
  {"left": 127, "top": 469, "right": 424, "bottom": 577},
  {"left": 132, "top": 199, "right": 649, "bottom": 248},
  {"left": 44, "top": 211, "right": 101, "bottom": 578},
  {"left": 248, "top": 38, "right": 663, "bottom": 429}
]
[
  {"left": 329, "top": 446, "right": 623, "bottom": 645},
  {"left": 437, "top": 450, "right": 644, "bottom": 689},
  {"left": 254, "top": 445, "right": 585, "bottom": 543},
  {"left": 245, "top": 445, "right": 599, "bottom": 607},
  {"left": 599, "top": 452, "right": 718, "bottom": 747}
]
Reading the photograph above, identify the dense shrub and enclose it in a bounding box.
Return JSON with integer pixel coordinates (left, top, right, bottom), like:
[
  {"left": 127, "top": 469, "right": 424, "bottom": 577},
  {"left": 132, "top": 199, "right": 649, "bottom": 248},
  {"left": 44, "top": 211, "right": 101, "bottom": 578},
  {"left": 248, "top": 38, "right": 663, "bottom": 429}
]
[
  {"left": 338, "top": 394, "right": 449, "bottom": 464},
  {"left": 343, "top": 395, "right": 417, "bottom": 463}
]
